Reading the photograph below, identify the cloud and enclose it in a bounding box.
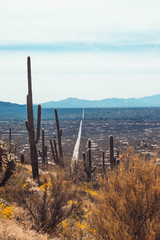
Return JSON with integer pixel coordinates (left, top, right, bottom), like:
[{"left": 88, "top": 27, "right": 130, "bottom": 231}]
[{"left": 1, "top": 0, "right": 160, "bottom": 44}]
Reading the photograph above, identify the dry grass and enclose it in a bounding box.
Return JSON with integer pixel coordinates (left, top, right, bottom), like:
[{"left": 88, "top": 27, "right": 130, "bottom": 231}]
[{"left": 0, "top": 218, "right": 49, "bottom": 240}]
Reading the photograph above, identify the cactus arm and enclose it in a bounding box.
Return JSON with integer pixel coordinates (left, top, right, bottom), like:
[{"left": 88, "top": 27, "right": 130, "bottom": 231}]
[
  {"left": 55, "top": 109, "right": 63, "bottom": 158},
  {"left": 39, "top": 128, "right": 47, "bottom": 164},
  {"left": 35, "top": 105, "right": 41, "bottom": 144}
]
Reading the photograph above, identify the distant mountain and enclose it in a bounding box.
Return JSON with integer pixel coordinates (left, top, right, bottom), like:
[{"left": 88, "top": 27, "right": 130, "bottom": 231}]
[
  {"left": 0, "top": 94, "right": 160, "bottom": 120},
  {"left": 41, "top": 95, "right": 160, "bottom": 108},
  {"left": 0, "top": 101, "right": 26, "bottom": 120}
]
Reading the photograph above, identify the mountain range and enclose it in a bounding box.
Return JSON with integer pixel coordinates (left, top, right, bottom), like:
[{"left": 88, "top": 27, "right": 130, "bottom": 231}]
[
  {"left": 40, "top": 95, "right": 160, "bottom": 108},
  {"left": 0, "top": 94, "right": 160, "bottom": 120}
]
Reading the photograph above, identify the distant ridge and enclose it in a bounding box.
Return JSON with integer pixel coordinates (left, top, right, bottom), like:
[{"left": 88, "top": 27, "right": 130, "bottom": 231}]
[
  {"left": 41, "top": 94, "right": 160, "bottom": 108},
  {"left": 0, "top": 95, "right": 160, "bottom": 120}
]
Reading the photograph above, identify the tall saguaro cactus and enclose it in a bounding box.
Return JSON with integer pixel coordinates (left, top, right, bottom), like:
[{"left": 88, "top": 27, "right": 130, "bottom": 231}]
[
  {"left": 25, "top": 56, "right": 41, "bottom": 179},
  {"left": 55, "top": 109, "right": 64, "bottom": 167}
]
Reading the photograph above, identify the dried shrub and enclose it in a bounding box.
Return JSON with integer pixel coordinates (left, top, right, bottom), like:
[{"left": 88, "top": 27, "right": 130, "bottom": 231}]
[
  {"left": 13, "top": 168, "right": 81, "bottom": 235},
  {"left": 89, "top": 155, "right": 160, "bottom": 240}
]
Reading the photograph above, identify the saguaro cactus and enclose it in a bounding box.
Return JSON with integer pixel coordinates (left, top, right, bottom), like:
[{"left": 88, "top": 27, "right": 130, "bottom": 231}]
[
  {"left": 110, "top": 136, "right": 117, "bottom": 169},
  {"left": 9, "top": 128, "right": 11, "bottom": 154},
  {"left": 117, "top": 150, "right": 120, "bottom": 166},
  {"left": 50, "top": 139, "right": 57, "bottom": 164},
  {"left": 50, "top": 138, "right": 63, "bottom": 167},
  {"left": 102, "top": 151, "right": 106, "bottom": 175},
  {"left": 110, "top": 136, "right": 114, "bottom": 167},
  {"left": 25, "top": 56, "right": 41, "bottom": 179},
  {"left": 39, "top": 129, "right": 47, "bottom": 164},
  {"left": 83, "top": 139, "right": 96, "bottom": 182},
  {"left": 21, "top": 153, "right": 24, "bottom": 164},
  {"left": 55, "top": 109, "right": 64, "bottom": 167}
]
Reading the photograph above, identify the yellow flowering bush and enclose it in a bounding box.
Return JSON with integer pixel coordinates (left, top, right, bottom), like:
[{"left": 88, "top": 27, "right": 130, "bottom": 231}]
[{"left": 0, "top": 201, "right": 13, "bottom": 220}]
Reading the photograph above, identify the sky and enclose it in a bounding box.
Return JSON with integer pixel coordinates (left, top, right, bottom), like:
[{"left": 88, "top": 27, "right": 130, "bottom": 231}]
[{"left": 1, "top": 0, "right": 160, "bottom": 104}]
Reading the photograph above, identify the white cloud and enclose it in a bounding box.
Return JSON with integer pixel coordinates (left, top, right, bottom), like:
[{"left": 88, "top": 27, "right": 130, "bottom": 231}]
[{"left": 1, "top": 0, "right": 160, "bottom": 44}]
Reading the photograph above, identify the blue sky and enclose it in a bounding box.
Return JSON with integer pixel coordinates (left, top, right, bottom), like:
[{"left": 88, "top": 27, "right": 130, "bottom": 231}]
[{"left": 0, "top": 0, "right": 160, "bottom": 103}]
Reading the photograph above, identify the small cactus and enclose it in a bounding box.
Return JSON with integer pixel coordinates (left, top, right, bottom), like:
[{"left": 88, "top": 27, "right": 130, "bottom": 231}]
[
  {"left": 9, "top": 128, "right": 11, "bottom": 154},
  {"left": 83, "top": 140, "right": 96, "bottom": 182},
  {"left": 50, "top": 109, "right": 64, "bottom": 168},
  {"left": 0, "top": 160, "right": 16, "bottom": 187},
  {"left": 102, "top": 151, "right": 106, "bottom": 175},
  {"left": 110, "top": 136, "right": 114, "bottom": 169},
  {"left": 21, "top": 153, "right": 24, "bottom": 164}
]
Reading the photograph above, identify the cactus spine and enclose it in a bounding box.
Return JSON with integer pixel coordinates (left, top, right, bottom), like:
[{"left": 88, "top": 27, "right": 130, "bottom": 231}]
[
  {"left": 39, "top": 129, "right": 47, "bottom": 164},
  {"left": 25, "top": 56, "right": 41, "bottom": 179},
  {"left": 83, "top": 139, "right": 96, "bottom": 182}
]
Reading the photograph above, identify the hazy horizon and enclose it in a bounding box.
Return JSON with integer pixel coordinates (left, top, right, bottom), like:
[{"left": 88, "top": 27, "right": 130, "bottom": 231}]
[
  {"left": 1, "top": 0, "right": 160, "bottom": 104},
  {"left": 1, "top": 93, "right": 160, "bottom": 105}
]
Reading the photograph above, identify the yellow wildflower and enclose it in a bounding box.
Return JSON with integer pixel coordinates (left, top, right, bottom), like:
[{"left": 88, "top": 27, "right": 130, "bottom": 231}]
[{"left": 0, "top": 202, "right": 13, "bottom": 220}]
